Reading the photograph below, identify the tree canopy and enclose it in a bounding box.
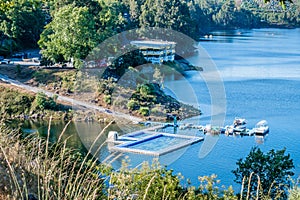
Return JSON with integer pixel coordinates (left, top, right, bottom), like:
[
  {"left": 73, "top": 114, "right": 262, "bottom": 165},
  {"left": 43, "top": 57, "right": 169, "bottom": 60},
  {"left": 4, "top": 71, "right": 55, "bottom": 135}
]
[
  {"left": 232, "top": 147, "right": 294, "bottom": 199},
  {"left": 0, "top": 0, "right": 45, "bottom": 54},
  {"left": 38, "top": 4, "right": 98, "bottom": 67},
  {"left": 1, "top": 0, "right": 300, "bottom": 61},
  {"left": 37, "top": 0, "right": 300, "bottom": 66}
]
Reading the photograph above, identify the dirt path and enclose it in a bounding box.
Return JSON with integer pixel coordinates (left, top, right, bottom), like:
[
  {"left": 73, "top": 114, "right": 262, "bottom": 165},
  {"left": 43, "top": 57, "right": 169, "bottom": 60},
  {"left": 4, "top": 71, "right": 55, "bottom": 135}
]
[{"left": 0, "top": 73, "right": 142, "bottom": 122}]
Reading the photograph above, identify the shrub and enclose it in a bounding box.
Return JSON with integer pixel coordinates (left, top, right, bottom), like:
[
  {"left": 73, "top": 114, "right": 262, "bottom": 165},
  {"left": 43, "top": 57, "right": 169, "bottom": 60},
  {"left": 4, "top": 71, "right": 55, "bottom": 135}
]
[
  {"left": 108, "top": 160, "right": 183, "bottom": 199},
  {"left": 127, "top": 100, "right": 139, "bottom": 111},
  {"left": 139, "top": 106, "right": 150, "bottom": 116},
  {"left": 104, "top": 94, "right": 112, "bottom": 105},
  {"left": 108, "top": 160, "right": 238, "bottom": 200},
  {"left": 0, "top": 86, "right": 34, "bottom": 115},
  {"left": 32, "top": 92, "right": 57, "bottom": 110},
  {"left": 138, "top": 84, "right": 153, "bottom": 98}
]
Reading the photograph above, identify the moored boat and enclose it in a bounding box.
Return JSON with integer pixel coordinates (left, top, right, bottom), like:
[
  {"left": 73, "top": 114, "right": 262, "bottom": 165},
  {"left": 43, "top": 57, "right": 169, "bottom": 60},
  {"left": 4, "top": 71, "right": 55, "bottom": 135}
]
[
  {"left": 254, "top": 120, "right": 269, "bottom": 134},
  {"left": 226, "top": 117, "right": 247, "bottom": 134}
]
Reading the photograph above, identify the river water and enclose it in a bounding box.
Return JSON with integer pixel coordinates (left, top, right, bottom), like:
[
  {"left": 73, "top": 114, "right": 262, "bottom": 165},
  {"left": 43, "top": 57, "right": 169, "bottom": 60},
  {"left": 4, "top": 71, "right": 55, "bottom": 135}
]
[{"left": 22, "top": 28, "right": 300, "bottom": 190}]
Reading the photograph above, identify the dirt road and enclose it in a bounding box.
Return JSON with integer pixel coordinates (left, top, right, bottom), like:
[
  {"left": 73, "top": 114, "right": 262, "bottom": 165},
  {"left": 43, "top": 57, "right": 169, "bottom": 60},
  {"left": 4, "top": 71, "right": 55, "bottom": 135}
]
[{"left": 0, "top": 73, "right": 142, "bottom": 122}]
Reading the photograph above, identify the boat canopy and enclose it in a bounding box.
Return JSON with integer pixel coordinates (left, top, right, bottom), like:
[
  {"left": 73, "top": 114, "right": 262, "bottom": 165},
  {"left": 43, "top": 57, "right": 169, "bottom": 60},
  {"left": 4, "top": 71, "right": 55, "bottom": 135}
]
[{"left": 256, "top": 120, "right": 268, "bottom": 126}]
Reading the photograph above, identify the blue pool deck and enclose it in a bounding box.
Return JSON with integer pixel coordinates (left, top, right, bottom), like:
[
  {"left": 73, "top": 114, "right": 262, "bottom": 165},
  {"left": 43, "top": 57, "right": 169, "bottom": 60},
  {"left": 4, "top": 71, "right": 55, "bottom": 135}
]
[{"left": 110, "top": 131, "right": 204, "bottom": 156}]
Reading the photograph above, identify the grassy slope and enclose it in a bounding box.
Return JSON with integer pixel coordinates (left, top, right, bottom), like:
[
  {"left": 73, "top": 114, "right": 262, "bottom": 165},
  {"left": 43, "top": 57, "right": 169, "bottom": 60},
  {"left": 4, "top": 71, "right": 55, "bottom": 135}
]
[{"left": 0, "top": 66, "right": 200, "bottom": 121}]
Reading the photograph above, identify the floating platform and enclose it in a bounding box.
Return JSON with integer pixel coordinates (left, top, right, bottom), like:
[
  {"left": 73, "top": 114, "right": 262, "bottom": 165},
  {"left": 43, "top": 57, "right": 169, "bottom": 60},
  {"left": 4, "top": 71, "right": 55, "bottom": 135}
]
[{"left": 109, "top": 132, "right": 203, "bottom": 156}]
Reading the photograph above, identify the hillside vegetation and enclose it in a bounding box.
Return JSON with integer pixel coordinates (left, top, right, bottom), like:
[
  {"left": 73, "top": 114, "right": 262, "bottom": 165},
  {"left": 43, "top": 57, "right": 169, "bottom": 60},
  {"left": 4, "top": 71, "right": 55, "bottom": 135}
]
[
  {"left": 0, "top": 84, "right": 71, "bottom": 120},
  {"left": 1, "top": 0, "right": 300, "bottom": 63}
]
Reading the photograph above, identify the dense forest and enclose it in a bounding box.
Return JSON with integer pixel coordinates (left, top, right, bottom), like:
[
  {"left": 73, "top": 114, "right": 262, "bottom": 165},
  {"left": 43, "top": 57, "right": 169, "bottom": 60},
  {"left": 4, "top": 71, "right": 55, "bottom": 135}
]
[{"left": 1, "top": 0, "right": 300, "bottom": 65}]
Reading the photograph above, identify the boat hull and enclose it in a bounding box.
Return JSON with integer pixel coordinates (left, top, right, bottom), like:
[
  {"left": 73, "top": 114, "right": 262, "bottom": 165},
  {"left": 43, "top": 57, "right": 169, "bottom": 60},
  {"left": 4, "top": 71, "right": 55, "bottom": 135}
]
[{"left": 254, "top": 128, "right": 269, "bottom": 134}]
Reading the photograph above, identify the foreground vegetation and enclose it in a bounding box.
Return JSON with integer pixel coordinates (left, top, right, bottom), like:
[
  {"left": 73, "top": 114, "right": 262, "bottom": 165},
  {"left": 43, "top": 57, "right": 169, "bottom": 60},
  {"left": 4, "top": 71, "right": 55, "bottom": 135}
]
[
  {"left": 0, "top": 119, "right": 111, "bottom": 199},
  {"left": 0, "top": 120, "right": 299, "bottom": 199}
]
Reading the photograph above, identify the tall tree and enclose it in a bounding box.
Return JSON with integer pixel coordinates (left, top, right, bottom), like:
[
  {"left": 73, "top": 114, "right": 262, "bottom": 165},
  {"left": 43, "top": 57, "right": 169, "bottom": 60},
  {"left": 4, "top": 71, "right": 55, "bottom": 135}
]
[
  {"left": 232, "top": 147, "right": 294, "bottom": 199},
  {"left": 139, "top": 0, "right": 197, "bottom": 39},
  {"left": 0, "top": 0, "right": 45, "bottom": 49},
  {"left": 213, "top": 0, "right": 237, "bottom": 27},
  {"left": 38, "top": 4, "right": 98, "bottom": 68}
]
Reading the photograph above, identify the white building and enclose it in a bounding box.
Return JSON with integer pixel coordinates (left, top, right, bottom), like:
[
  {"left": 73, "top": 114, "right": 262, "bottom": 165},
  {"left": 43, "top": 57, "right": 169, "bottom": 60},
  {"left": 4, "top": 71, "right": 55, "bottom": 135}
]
[{"left": 130, "top": 40, "right": 176, "bottom": 64}]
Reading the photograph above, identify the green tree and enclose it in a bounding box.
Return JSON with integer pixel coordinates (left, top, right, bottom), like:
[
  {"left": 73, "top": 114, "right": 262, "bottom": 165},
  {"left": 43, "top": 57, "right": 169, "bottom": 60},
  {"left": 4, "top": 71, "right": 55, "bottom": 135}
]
[
  {"left": 139, "top": 0, "right": 197, "bottom": 39},
  {"left": 136, "top": 83, "right": 157, "bottom": 103},
  {"left": 97, "top": 0, "right": 127, "bottom": 35},
  {"left": 0, "top": 0, "right": 45, "bottom": 49},
  {"left": 213, "top": 0, "right": 237, "bottom": 28},
  {"left": 125, "top": 0, "right": 145, "bottom": 28},
  {"left": 103, "top": 49, "right": 146, "bottom": 78},
  {"left": 38, "top": 4, "right": 98, "bottom": 67},
  {"left": 232, "top": 147, "right": 294, "bottom": 199},
  {"left": 46, "top": 0, "right": 100, "bottom": 14}
]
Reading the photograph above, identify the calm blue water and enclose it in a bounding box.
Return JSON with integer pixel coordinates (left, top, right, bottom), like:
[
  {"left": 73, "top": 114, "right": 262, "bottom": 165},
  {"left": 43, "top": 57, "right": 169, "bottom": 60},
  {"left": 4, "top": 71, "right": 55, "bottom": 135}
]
[
  {"left": 22, "top": 28, "right": 300, "bottom": 191},
  {"left": 163, "top": 28, "right": 300, "bottom": 189},
  {"left": 126, "top": 135, "right": 189, "bottom": 151}
]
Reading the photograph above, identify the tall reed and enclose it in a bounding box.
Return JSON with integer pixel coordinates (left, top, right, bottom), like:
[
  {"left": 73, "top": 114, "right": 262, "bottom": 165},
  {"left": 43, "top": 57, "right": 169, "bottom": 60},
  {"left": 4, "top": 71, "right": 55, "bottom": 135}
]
[{"left": 0, "top": 117, "right": 113, "bottom": 200}]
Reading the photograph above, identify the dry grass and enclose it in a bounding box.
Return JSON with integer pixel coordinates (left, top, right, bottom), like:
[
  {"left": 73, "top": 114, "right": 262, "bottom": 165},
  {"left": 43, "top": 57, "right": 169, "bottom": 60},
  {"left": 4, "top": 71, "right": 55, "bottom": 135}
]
[{"left": 0, "top": 117, "right": 113, "bottom": 200}]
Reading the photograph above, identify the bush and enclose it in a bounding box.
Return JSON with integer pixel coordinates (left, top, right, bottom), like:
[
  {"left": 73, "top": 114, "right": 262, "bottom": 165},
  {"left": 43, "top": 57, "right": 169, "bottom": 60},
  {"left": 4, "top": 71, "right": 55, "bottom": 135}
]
[
  {"left": 127, "top": 100, "right": 139, "bottom": 111},
  {"left": 108, "top": 160, "right": 238, "bottom": 200},
  {"left": 104, "top": 94, "right": 112, "bottom": 105},
  {"left": 33, "top": 92, "right": 57, "bottom": 110},
  {"left": 139, "top": 84, "right": 152, "bottom": 97},
  {"left": 0, "top": 86, "right": 70, "bottom": 118},
  {"left": 0, "top": 86, "right": 34, "bottom": 115},
  {"left": 109, "top": 160, "right": 183, "bottom": 199},
  {"left": 139, "top": 106, "right": 150, "bottom": 116}
]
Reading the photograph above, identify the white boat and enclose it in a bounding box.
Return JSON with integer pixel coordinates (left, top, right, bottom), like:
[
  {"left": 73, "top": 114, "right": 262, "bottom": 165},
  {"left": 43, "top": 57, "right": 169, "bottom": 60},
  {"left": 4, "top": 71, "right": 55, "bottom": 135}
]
[
  {"left": 233, "top": 117, "right": 247, "bottom": 133},
  {"left": 233, "top": 117, "right": 247, "bottom": 127},
  {"left": 225, "top": 125, "right": 246, "bottom": 134},
  {"left": 254, "top": 120, "right": 269, "bottom": 134},
  {"left": 203, "top": 124, "right": 211, "bottom": 133}
]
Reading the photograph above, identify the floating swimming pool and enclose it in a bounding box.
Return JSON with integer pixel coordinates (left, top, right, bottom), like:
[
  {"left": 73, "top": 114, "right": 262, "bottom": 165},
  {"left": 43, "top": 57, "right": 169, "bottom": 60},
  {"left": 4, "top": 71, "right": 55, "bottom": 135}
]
[
  {"left": 110, "top": 132, "right": 203, "bottom": 156},
  {"left": 123, "top": 131, "right": 153, "bottom": 139}
]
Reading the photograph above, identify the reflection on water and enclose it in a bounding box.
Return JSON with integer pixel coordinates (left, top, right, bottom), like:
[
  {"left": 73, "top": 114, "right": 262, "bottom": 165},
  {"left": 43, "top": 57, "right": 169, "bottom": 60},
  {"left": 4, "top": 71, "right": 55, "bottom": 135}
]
[
  {"left": 21, "top": 120, "right": 87, "bottom": 151},
  {"left": 21, "top": 119, "right": 146, "bottom": 158},
  {"left": 255, "top": 134, "right": 268, "bottom": 144}
]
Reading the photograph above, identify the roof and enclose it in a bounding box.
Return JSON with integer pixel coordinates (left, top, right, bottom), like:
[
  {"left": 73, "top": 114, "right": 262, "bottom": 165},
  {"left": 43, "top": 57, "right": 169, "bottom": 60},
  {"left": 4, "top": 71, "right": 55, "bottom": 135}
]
[{"left": 130, "top": 40, "right": 176, "bottom": 49}]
